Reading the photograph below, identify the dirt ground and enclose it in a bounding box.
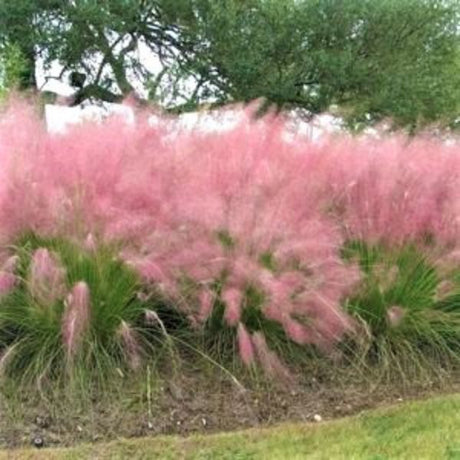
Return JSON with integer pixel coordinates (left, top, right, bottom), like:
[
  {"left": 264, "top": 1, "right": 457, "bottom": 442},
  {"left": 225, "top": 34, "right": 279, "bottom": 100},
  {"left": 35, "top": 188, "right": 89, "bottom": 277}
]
[{"left": 0, "top": 364, "right": 458, "bottom": 450}]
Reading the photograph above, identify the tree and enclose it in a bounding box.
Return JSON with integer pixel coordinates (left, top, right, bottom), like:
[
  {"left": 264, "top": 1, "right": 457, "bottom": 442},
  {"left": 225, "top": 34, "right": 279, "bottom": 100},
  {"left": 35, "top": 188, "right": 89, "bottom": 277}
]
[
  {"left": 0, "top": 1, "right": 62, "bottom": 90},
  {"left": 0, "top": 0, "right": 194, "bottom": 103},
  {"left": 183, "top": 0, "right": 460, "bottom": 129},
  {"left": 0, "top": 43, "right": 32, "bottom": 102},
  {"left": 0, "top": 0, "right": 459, "bottom": 130}
]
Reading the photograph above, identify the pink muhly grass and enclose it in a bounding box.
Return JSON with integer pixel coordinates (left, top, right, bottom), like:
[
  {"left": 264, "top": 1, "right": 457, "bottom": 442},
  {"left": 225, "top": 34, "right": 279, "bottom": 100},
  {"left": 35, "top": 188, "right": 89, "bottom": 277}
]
[
  {"left": 0, "top": 255, "right": 19, "bottom": 297},
  {"left": 386, "top": 305, "right": 406, "bottom": 327},
  {"left": 435, "top": 249, "right": 460, "bottom": 278},
  {"left": 237, "top": 323, "right": 255, "bottom": 366},
  {"left": 117, "top": 320, "right": 142, "bottom": 370},
  {"left": 317, "top": 135, "right": 460, "bottom": 245},
  {"left": 222, "top": 287, "right": 242, "bottom": 326},
  {"left": 144, "top": 308, "right": 159, "bottom": 326},
  {"left": 198, "top": 288, "right": 214, "bottom": 322},
  {"left": 144, "top": 308, "right": 170, "bottom": 338},
  {"left": 0, "top": 272, "right": 16, "bottom": 297},
  {"left": 3, "top": 255, "right": 19, "bottom": 272},
  {"left": 251, "top": 331, "right": 292, "bottom": 381},
  {"left": 282, "top": 318, "right": 311, "bottom": 345},
  {"left": 112, "top": 106, "right": 359, "bottom": 351},
  {"left": 29, "top": 248, "right": 66, "bottom": 306},
  {"left": 62, "top": 281, "right": 90, "bottom": 358},
  {"left": 0, "top": 100, "right": 173, "bottom": 242},
  {"left": 2, "top": 99, "right": 460, "bottom": 359},
  {"left": 1, "top": 100, "right": 460, "bottom": 250}
]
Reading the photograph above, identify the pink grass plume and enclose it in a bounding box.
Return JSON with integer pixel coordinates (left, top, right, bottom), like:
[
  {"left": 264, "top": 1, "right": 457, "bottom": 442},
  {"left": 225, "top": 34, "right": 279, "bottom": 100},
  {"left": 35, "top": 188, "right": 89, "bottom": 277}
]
[
  {"left": 62, "top": 281, "right": 90, "bottom": 358},
  {"left": 0, "top": 255, "right": 19, "bottom": 297},
  {"left": 237, "top": 323, "right": 255, "bottom": 366},
  {"left": 29, "top": 248, "right": 66, "bottom": 306},
  {"left": 117, "top": 320, "right": 142, "bottom": 370},
  {"left": 222, "top": 287, "right": 242, "bottom": 326},
  {"left": 252, "top": 331, "right": 292, "bottom": 382},
  {"left": 198, "top": 288, "right": 214, "bottom": 322},
  {"left": 386, "top": 305, "right": 406, "bottom": 327}
]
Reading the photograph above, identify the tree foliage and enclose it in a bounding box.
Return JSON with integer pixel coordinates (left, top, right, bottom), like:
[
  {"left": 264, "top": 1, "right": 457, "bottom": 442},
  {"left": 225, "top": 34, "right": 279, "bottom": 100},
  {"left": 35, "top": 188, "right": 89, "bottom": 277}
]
[
  {"left": 0, "top": 0, "right": 459, "bottom": 129},
  {"left": 0, "top": 43, "right": 29, "bottom": 98}
]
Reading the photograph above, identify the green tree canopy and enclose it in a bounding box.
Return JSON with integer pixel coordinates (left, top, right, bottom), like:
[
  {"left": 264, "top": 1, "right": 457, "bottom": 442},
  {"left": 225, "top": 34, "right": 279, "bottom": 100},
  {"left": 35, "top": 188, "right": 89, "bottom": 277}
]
[{"left": 0, "top": 0, "right": 459, "bottom": 130}]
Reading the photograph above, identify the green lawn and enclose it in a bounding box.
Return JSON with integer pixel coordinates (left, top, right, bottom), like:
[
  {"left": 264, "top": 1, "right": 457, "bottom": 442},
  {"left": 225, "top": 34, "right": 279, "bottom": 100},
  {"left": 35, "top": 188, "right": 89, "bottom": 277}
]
[{"left": 4, "top": 394, "right": 460, "bottom": 459}]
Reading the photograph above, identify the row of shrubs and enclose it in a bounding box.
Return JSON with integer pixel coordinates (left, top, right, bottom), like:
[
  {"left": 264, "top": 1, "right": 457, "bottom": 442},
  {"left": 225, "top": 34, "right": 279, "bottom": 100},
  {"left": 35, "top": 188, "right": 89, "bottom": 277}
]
[{"left": 0, "top": 100, "right": 459, "bottom": 388}]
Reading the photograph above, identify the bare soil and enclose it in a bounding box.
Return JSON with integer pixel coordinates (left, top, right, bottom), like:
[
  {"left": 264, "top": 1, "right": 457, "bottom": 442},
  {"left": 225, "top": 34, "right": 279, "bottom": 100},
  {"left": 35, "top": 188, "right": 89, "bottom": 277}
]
[{"left": 0, "top": 364, "right": 458, "bottom": 450}]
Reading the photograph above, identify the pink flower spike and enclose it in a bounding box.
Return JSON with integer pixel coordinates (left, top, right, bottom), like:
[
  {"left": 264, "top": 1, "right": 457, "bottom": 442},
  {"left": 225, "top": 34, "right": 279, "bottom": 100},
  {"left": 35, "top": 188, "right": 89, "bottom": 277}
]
[
  {"left": 283, "top": 318, "right": 310, "bottom": 345},
  {"left": 0, "top": 255, "right": 19, "bottom": 297},
  {"left": 0, "top": 272, "right": 16, "bottom": 296},
  {"left": 117, "top": 320, "right": 142, "bottom": 370},
  {"left": 222, "top": 287, "right": 242, "bottom": 326},
  {"left": 237, "top": 323, "right": 254, "bottom": 366},
  {"left": 251, "top": 331, "right": 292, "bottom": 382},
  {"left": 3, "top": 255, "right": 19, "bottom": 273},
  {"left": 386, "top": 305, "right": 405, "bottom": 327},
  {"left": 198, "top": 288, "right": 214, "bottom": 322},
  {"left": 62, "top": 281, "right": 90, "bottom": 358},
  {"left": 29, "top": 248, "right": 66, "bottom": 306}
]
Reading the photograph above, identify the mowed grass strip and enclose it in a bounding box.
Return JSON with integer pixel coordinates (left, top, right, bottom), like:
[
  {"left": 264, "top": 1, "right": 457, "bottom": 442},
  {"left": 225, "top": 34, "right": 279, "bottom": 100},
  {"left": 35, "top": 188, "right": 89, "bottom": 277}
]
[{"left": 3, "top": 394, "right": 460, "bottom": 460}]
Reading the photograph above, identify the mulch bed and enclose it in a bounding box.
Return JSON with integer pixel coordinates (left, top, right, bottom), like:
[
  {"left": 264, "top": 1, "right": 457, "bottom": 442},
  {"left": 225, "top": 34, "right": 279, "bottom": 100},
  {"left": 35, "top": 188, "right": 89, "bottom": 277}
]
[{"left": 1, "top": 365, "right": 458, "bottom": 449}]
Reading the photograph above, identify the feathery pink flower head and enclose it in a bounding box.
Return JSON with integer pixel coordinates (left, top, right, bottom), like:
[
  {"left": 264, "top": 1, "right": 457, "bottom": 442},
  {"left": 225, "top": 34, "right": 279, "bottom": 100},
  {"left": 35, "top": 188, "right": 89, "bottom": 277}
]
[
  {"left": 117, "top": 320, "right": 142, "bottom": 370},
  {"left": 3, "top": 255, "right": 19, "bottom": 273},
  {"left": 62, "top": 281, "right": 90, "bottom": 357},
  {"left": 222, "top": 287, "right": 242, "bottom": 326},
  {"left": 198, "top": 288, "right": 214, "bottom": 322},
  {"left": 0, "top": 255, "right": 19, "bottom": 297},
  {"left": 237, "top": 323, "right": 254, "bottom": 366},
  {"left": 386, "top": 305, "right": 406, "bottom": 327},
  {"left": 251, "top": 331, "right": 291, "bottom": 381},
  {"left": 0, "top": 272, "right": 15, "bottom": 296},
  {"left": 144, "top": 308, "right": 159, "bottom": 326},
  {"left": 29, "top": 248, "right": 66, "bottom": 306}
]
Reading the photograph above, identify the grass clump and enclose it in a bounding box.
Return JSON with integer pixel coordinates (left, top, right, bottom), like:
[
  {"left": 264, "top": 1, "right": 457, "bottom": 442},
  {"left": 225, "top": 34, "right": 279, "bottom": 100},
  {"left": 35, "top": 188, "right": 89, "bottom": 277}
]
[
  {"left": 0, "top": 233, "right": 167, "bottom": 390},
  {"left": 342, "top": 240, "right": 460, "bottom": 379},
  {"left": 0, "top": 100, "right": 460, "bottom": 388}
]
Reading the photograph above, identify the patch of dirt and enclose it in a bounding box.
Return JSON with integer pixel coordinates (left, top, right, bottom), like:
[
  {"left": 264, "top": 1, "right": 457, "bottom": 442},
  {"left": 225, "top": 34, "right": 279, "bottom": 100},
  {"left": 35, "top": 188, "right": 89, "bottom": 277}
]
[{"left": 1, "top": 365, "right": 459, "bottom": 450}]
